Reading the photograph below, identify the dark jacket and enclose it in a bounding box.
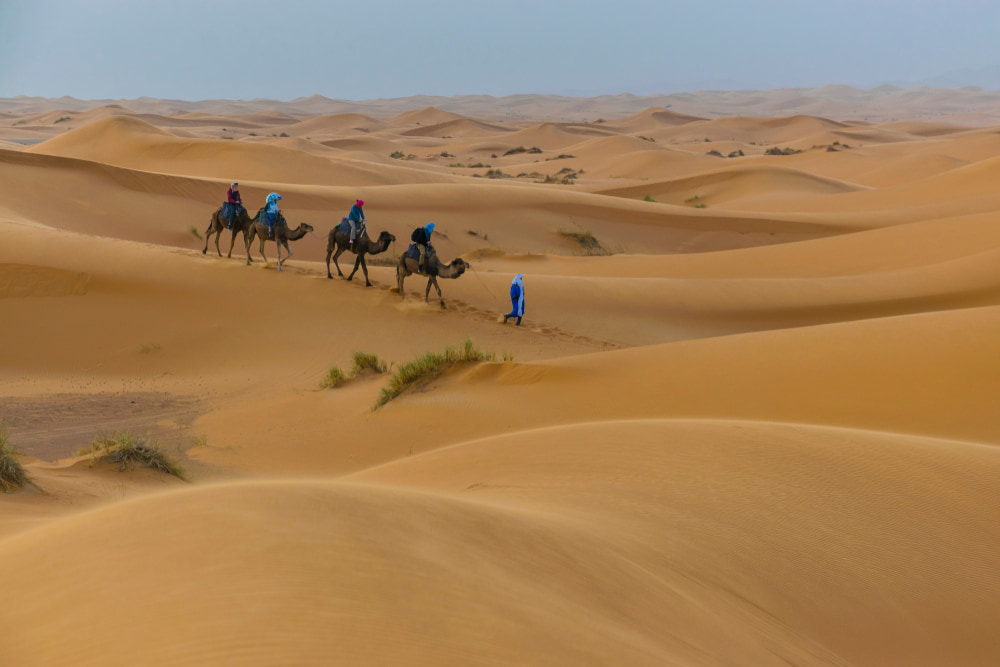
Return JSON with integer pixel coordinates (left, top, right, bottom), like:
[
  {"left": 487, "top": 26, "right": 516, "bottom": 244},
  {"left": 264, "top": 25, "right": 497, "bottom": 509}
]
[{"left": 411, "top": 227, "right": 432, "bottom": 245}]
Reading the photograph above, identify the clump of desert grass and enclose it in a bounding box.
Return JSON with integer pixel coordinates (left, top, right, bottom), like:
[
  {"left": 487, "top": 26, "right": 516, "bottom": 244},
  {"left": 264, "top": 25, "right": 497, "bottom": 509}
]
[
  {"left": 556, "top": 228, "right": 611, "bottom": 256},
  {"left": 189, "top": 225, "right": 203, "bottom": 240},
  {"left": 0, "top": 424, "right": 30, "bottom": 493},
  {"left": 320, "top": 352, "right": 389, "bottom": 389},
  {"left": 374, "top": 340, "right": 494, "bottom": 409},
  {"left": 79, "top": 431, "right": 186, "bottom": 480},
  {"left": 351, "top": 352, "right": 387, "bottom": 376}
]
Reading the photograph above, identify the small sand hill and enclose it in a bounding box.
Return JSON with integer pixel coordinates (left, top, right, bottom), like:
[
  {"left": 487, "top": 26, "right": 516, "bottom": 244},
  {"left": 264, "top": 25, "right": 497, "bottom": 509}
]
[
  {"left": 283, "top": 112, "right": 387, "bottom": 135},
  {"left": 597, "top": 164, "right": 864, "bottom": 206},
  {"left": 24, "top": 116, "right": 458, "bottom": 187},
  {"left": 603, "top": 106, "right": 705, "bottom": 132},
  {"left": 501, "top": 122, "right": 617, "bottom": 150},
  {"left": 401, "top": 117, "right": 511, "bottom": 137},
  {"left": 389, "top": 106, "right": 466, "bottom": 125},
  {"left": 670, "top": 114, "right": 850, "bottom": 145}
]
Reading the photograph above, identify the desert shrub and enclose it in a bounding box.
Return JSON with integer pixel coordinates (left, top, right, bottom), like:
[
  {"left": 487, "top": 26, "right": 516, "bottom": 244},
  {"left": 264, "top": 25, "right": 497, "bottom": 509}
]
[
  {"left": 439, "top": 151, "right": 455, "bottom": 158},
  {"left": 374, "top": 340, "right": 494, "bottom": 409},
  {"left": 694, "top": 203, "right": 707, "bottom": 209},
  {"left": 351, "top": 352, "right": 387, "bottom": 375},
  {"left": 638, "top": 136, "right": 656, "bottom": 142},
  {"left": 643, "top": 194, "right": 657, "bottom": 202},
  {"left": 685, "top": 195, "right": 702, "bottom": 203},
  {"left": 594, "top": 118, "right": 606, "bottom": 124},
  {"left": 248, "top": 132, "right": 258, "bottom": 136},
  {"left": 764, "top": 146, "right": 801, "bottom": 156},
  {"left": 0, "top": 424, "right": 30, "bottom": 493},
  {"left": 83, "top": 431, "right": 186, "bottom": 480},
  {"left": 54, "top": 116, "right": 71, "bottom": 124},
  {"left": 390, "top": 151, "right": 405, "bottom": 159},
  {"left": 449, "top": 163, "right": 465, "bottom": 168},
  {"left": 557, "top": 228, "right": 610, "bottom": 255},
  {"left": 468, "top": 162, "right": 488, "bottom": 168},
  {"left": 485, "top": 168, "right": 511, "bottom": 179},
  {"left": 826, "top": 145, "right": 838, "bottom": 152},
  {"left": 526, "top": 146, "right": 543, "bottom": 154},
  {"left": 279, "top": 132, "right": 289, "bottom": 137},
  {"left": 491, "top": 153, "right": 498, "bottom": 158},
  {"left": 707, "top": 150, "right": 723, "bottom": 157},
  {"left": 503, "top": 146, "right": 527, "bottom": 156},
  {"left": 545, "top": 154, "right": 575, "bottom": 161},
  {"left": 728, "top": 150, "right": 744, "bottom": 158},
  {"left": 319, "top": 365, "right": 348, "bottom": 389},
  {"left": 189, "top": 225, "right": 203, "bottom": 240}
]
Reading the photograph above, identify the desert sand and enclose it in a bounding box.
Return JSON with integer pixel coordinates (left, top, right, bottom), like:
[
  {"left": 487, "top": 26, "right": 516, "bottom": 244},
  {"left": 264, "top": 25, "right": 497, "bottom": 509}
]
[{"left": 1, "top": 92, "right": 999, "bottom": 666}]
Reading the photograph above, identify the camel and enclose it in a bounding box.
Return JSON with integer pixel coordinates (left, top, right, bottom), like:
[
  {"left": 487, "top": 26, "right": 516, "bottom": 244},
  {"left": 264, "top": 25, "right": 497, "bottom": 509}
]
[
  {"left": 326, "top": 223, "right": 396, "bottom": 286},
  {"left": 396, "top": 246, "right": 471, "bottom": 308},
  {"left": 245, "top": 209, "right": 315, "bottom": 271},
  {"left": 202, "top": 205, "right": 253, "bottom": 258}
]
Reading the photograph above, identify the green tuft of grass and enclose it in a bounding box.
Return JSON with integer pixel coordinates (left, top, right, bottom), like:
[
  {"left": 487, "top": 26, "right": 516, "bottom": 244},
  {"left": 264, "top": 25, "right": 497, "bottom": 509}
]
[
  {"left": 83, "top": 431, "right": 186, "bottom": 480},
  {"left": 684, "top": 194, "right": 702, "bottom": 204},
  {"left": 643, "top": 194, "right": 657, "bottom": 202},
  {"left": 389, "top": 151, "right": 405, "bottom": 159},
  {"left": 189, "top": 225, "right": 203, "bottom": 240},
  {"left": 54, "top": 116, "right": 72, "bottom": 124},
  {"left": 319, "top": 365, "right": 348, "bottom": 389},
  {"left": 351, "top": 352, "right": 387, "bottom": 376},
  {"left": 556, "top": 228, "right": 610, "bottom": 256},
  {"left": 693, "top": 203, "right": 707, "bottom": 209},
  {"left": 0, "top": 424, "right": 30, "bottom": 494},
  {"left": 374, "top": 340, "right": 494, "bottom": 409}
]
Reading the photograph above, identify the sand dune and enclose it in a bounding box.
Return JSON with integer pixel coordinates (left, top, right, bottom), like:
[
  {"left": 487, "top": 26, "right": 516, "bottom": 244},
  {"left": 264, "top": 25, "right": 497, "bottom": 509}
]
[{"left": 2, "top": 95, "right": 1000, "bottom": 666}]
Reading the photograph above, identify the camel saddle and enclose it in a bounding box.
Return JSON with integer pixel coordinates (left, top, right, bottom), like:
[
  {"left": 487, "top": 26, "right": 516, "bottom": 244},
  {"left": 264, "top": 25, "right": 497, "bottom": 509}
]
[{"left": 339, "top": 217, "right": 365, "bottom": 237}]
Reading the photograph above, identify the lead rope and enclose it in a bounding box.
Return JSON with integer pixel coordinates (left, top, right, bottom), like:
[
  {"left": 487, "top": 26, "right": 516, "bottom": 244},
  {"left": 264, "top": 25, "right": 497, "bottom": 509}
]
[{"left": 470, "top": 266, "right": 498, "bottom": 300}]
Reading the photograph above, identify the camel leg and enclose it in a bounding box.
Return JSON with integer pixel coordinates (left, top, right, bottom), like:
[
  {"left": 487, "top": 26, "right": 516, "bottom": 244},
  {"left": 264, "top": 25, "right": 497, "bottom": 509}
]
[
  {"left": 257, "top": 235, "right": 268, "bottom": 266},
  {"left": 243, "top": 227, "right": 252, "bottom": 262},
  {"left": 425, "top": 278, "right": 433, "bottom": 303},
  {"left": 227, "top": 228, "right": 238, "bottom": 258},
  {"left": 397, "top": 265, "right": 405, "bottom": 298},
  {"left": 346, "top": 253, "right": 364, "bottom": 283},
  {"left": 246, "top": 228, "right": 256, "bottom": 265},
  {"left": 432, "top": 277, "right": 445, "bottom": 308},
  {"left": 278, "top": 240, "right": 292, "bottom": 272},
  {"left": 354, "top": 255, "right": 371, "bottom": 287},
  {"left": 333, "top": 247, "right": 347, "bottom": 278},
  {"left": 326, "top": 246, "right": 336, "bottom": 279},
  {"left": 202, "top": 220, "right": 213, "bottom": 255}
]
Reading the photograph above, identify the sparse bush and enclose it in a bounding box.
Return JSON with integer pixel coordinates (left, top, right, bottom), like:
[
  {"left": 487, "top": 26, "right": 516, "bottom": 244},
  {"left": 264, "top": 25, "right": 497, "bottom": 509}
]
[
  {"left": 764, "top": 146, "right": 801, "bottom": 156},
  {"left": 189, "top": 225, "right": 202, "bottom": 240},
  {"left": 594, "top": 118, "right": 606, "bottom": 124},
  {"left": 557, "top": 228, "right": 610, "bottom": 255},
  {"left": 485, "top": 168, "right": 511, "bottom": 179},
  {"left": 248, "top": 132, "right": 258, "bottom": 136},
  {"left": 279, "top": 132, "right": 290, "bottom": 138},
  {"left": 439, "top": 151, "right": 455, "bottom": 158},
  {"left": 826, "top": 145, "right": 838, "bottom": 152},
  {"left": 693, "top": 203, "right": 707, "bottom": 209},
  {"left": 638, "top": 136, "right": 656, "bottom": 142},
  {"left": 351, "top": 352, "right": 387, "bottom": 376},
  {"left": 503, "top": 146, "right": 527, "bottom": 156},
  {"left": 0, "top": 424, "right": 30, "bottom": 493},
  {"left": 83, "top": 431, "right": 186, "bottom": 480},
  {"left": 643, "top": 194, "right": 657, "bottom": 202},
  {"left": 319, "top": 365, "right": 348, "bottom": 389},
  {"left": 685, "top": 195, "right": 702, "bottom": 203},
  {"left": 707, "top": 150, "right": 723, "bottom": 157},
  {"left": 374, "top": 340, "right": 494, "bottom": 409},
  {"left": 728, "top": 150, "right": 744, "bottom": 158},
  {"left": 491, "top": 153, "right": 498, "bottom": 158},
  {"left": 390, "top": 151, "right": 405, "bottom": 159},
  {"left": 449, "top": 162, "right": 465, "bottom": 168},
  {"left": 526, "top": 147, "right": 542, "bottom": 154},
  {"left": 545, "top": 154, "right": 575, "bottom": 161},
  {"left": 468, "top": 162, "right": 488, "bottom": 168},
  {"left": 54, "top": 116, "right": 71, "bottom": 124}
]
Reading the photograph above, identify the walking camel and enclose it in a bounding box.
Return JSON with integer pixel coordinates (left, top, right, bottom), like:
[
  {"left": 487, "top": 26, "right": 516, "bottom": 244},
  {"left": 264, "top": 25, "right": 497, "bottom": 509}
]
[
  {"left": 396, "top": 247, "right": 471, "bottom": 308},
  {"left": 326, "top": 223, "right": 396, "bottom": 286},
  {"left": 245, "top": 209, "right": 315, "bottom": 271},
  {"left": 202, "top": 205, "right": 254, "bottom": 258}
]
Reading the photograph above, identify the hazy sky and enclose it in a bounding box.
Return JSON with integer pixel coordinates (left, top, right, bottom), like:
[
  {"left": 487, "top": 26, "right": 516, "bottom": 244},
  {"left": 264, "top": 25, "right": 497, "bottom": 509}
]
[{"left": 2, "top": 0, "right": 999, "bottom": 100}]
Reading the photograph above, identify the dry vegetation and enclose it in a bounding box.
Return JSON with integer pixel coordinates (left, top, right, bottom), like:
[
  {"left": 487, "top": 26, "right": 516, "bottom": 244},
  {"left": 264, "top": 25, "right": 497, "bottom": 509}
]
[
  {"left": 0, "top": 424, "right": 30, "bottom": 493},
  {"left": 80, "top": 431, "right": 186, "bottom": 480},
  {"left": 374, "top": 340, "right": 493, "bottom": 409}
]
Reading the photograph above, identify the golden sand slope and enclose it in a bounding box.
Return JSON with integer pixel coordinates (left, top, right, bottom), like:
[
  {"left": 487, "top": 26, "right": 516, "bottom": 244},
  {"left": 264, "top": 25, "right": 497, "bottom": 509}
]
[{"left": 3, "top": 100, "right": 1000, "bottom": 666}]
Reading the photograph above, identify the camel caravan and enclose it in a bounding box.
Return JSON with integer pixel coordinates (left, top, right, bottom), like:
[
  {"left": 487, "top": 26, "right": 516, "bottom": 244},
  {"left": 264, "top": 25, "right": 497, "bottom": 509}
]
[{"left": 202, "top": 187, "right": 471, "bottom": 308}]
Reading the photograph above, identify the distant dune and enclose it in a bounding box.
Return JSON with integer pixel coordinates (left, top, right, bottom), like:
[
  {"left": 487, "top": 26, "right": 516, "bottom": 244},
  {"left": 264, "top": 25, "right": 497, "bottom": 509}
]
[{"left": 2, "top": 91, "right": 1000, "bottom": 666}]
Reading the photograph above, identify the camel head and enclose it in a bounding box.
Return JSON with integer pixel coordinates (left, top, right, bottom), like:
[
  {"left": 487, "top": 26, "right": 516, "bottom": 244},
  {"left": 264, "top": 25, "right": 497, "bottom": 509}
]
[
  {"left": 452, "top": 258, "right": 471, "bottom": 274},
  {"left": 300, "top": 223, "right": 315, "bottom": 233},
  {"left": 378, "top": 230, "right": 397, "bottom": 244}
]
